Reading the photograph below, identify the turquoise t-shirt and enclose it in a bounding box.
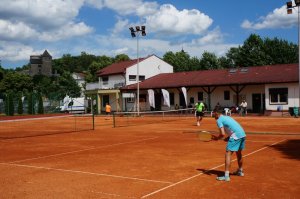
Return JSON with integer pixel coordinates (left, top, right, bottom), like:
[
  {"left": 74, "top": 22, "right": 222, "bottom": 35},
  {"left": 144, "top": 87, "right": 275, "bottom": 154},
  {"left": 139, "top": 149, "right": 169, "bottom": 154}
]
[{"left": 217, "top": 115, "right": 246, "bottom": 139}]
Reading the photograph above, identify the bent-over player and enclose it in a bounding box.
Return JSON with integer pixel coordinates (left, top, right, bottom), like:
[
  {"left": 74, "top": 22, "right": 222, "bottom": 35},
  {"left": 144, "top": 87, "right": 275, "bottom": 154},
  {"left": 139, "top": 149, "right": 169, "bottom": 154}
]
[{"left": 213, "top": 110, "right": 246, "bottom": 182}]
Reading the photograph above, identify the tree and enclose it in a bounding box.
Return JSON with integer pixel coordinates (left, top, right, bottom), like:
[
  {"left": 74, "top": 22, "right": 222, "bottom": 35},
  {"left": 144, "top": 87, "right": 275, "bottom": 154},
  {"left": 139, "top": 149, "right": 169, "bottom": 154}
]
[
  {"left": 37, "top": 93, "right": 44, "bottom": 114},
  {"left": 5, "top": 91, "right": 14, "bottom": 116},
  {"left": 199, "top": 52, "right": 221, "bottom": 70},
  {"left": 0, "top": 65, "right": 5, "bottom": 81},
  {"left": 57, "top": 72, "right": 81, "bottom": 98},
  {"left": 17, "top": 93, "right": 23, "bottom": 115},
  {"left": 0, "top": 72, "right": 33, "bottom": 93},
  {"left": 114, "top": 54, "right": 130, "bottom": 62},
  {"left": 163, "top": 51, "right": 191, "bottom": 72},
  {"left": 263, "top": 37, "right": 298, "bottom": 65},
  {"left": 27, "top": 92, "right": 35, "bottom": 115},
  {"left": 239, "top": 34, "right": 267, "bottom": 67},
  {"left": 225, "top": 47, "right": 242, "bottom": 68},
  {"left": 218, "top": 56, "right": 232, "bottom": 69},
  {"left": 189, "top": 57, "right": 201, "bottom": 71},
  {"left": 78, "top": 51, "right": 97, "bottom": 72},
  {"left": 85, "top": 61, "right": 104, "bottom": 83}
]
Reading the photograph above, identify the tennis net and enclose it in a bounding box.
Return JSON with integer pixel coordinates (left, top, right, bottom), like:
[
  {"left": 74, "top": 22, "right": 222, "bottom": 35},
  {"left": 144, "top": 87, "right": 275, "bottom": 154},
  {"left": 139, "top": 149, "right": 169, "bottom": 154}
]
[
  {"left": 113, "top": 108, "right": 194, "bottom": 127},
  {"left": 0, "top": 113, "right": 94, "bottom": 139}
]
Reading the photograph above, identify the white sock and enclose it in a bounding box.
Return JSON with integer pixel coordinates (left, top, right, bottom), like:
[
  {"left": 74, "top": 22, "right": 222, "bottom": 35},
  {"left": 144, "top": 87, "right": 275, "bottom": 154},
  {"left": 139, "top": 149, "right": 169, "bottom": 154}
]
[{"left": 225, "top": 171, "right": 230, "bottom": 177}]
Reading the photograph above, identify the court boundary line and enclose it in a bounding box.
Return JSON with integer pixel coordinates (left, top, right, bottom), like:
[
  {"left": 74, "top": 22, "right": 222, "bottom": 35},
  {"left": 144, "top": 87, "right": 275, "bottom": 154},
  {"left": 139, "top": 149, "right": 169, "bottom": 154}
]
[
  {"left": 0, "top": 162, "right": 172, "bottom": 184},
  {"left": 141, "top": 139, "right": 287, "bottom": 198},
  {"left": 7, "top": 136, "right": 160, "bottom": 164}
]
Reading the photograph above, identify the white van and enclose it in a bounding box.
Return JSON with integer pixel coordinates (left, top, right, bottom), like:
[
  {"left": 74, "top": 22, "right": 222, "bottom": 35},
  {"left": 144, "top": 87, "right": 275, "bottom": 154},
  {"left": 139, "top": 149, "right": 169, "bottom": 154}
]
[{"left": 60, "top": 96, "right": 86, "bottom": 113}]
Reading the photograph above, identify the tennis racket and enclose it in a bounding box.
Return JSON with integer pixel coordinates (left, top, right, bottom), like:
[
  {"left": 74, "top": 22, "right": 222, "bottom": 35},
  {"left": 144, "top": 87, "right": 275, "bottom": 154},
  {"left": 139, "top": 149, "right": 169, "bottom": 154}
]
[{"left": 197, "top": 130, "right": 218, "bottom": 142}]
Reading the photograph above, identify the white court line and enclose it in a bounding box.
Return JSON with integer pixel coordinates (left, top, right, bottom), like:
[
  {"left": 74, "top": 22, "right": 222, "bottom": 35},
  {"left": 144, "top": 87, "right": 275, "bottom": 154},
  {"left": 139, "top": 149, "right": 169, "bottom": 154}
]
[
  {"left": 141, "top": 139, "right": 287, "bottom": 198},
  {"left": 8, "top": 136, "right": 160, "bottom": 164},
  {"left": 0, "top": 162, "right": 172, "bottom": 184}
]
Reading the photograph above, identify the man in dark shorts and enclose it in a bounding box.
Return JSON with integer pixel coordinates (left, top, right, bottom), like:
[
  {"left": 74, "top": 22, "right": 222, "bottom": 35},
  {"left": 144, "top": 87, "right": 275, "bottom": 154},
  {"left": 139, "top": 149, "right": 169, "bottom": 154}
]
[{"left": 194, "top": 101, "right": 205, "bottom": 126}]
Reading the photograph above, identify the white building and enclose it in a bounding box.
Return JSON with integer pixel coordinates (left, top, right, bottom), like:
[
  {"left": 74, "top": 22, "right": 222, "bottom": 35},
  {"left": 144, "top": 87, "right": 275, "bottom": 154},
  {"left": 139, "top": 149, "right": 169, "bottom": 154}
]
[
  {"left": 121, "top": 63, "right": 299, "bottom": 116},
  {"left": 72, "top": 72, "right": 86, "bottom": 97},
  {"left": 85, "top": 55, "right": 173, "bottom": 113}
]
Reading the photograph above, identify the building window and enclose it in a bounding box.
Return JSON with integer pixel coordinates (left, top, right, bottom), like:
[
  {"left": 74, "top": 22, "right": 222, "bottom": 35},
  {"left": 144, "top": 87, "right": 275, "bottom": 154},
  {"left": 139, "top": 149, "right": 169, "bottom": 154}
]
[
  {"left": 224, "top": 91, "right": 230, "bottom": 100},
  {"left": 127, "top": 97, "right": 135, "bottom": 103},
  {"left": 139, "top": 94, "right": 146, "bottom": 102},
  {"left": 139, "top": 75, "right": 145, "bottom": 81},
  {"left": 269, "top": 88, "right": 288, "bottom": 104},
  {"left": 129, "top": 75, "right": 145, "bottom": 81},
  {"left": 129, "top": 75, "right": 136, "bottom": 81},
  {"left": 102, "top": 76, "right": 108, "bottom": 85},
  {"left": 197, "top": 92, "right": 203, "bottom": 101}
]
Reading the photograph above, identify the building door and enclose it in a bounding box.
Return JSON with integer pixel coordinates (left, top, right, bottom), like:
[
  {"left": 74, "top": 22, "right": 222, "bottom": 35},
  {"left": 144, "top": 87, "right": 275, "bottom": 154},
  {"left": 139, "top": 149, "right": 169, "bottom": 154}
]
[
  {"left": 102, "top": 95, "right": 109, "bottom": 108},
  {"left": 179, "top": 92, "right": 186, "bottom": 108},
  {"left": 252, "top": 93, "right": 262, "bottom": 113},
  {"left": 154, "top": 93, "right": 161, "bottom": 111}
]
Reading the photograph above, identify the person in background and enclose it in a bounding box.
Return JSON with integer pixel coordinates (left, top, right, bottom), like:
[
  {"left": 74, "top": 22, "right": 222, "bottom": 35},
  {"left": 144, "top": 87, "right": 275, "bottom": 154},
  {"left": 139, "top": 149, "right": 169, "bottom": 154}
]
[
  {"left": 239, "top": 100, "right": 247, "bottom": 116},
  {"left": 105, "top": 103, "right": 111, "bottom": 115},
  {"left": 194, "top": 101, "right": 205, "bottom": 126}
]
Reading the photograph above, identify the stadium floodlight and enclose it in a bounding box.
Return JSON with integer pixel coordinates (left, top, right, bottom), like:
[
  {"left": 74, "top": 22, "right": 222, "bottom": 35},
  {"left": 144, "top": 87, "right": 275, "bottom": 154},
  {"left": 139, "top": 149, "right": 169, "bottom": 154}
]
[
  {"left": 129, "top": 26, "right": 147, "bottom": 115},
  {"left": 286, "top": 1, "right": 300, "bottom": 112}
]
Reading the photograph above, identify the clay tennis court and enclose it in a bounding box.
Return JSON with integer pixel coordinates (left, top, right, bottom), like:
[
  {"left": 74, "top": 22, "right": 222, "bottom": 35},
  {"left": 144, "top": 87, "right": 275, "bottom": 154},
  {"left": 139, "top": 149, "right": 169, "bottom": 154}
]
[{"left": 0, "top": 114, "right": 300, "bottom": 198}]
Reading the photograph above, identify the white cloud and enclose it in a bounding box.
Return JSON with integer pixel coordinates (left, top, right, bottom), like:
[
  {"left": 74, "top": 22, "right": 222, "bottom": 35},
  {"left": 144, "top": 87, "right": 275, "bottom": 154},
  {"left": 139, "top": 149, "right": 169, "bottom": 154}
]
[
  {"left": 194, "top": 28, "right": 223, "bottom": 45},
  {"left": 93, "top": 33, "right": 236, "bottom": 60},
  {"left": 0, "top": 20, "right": 38, "bottom": 41},
  {"left": 96, "top": 0, "right": 158, "bottom": 16},
  {"left": 112, "top": 18, "right": 129, "bottom": 35},
  {"left": 0, "top": 0, "right": 85, "bottom": 29},
  {"left": 145, "top": 4, "right": 213, "bottom": 35},
  {"left": 0, "top": 0, "right": 93, "bottom": 43},
  {"left": 85, "top": 0, "right": 104, "bottom": 9},
  {"left": 241, "top": 5, "right": 297, "bottom": 30},
  {"left": 0, "top": 42, "right": 40, "bottom": 61},
  {"left": 39, "top": 22, "right": 94, "bottom": 42},
  {"left": 114, "top": 47, "right": 129, "bottom": 55}
]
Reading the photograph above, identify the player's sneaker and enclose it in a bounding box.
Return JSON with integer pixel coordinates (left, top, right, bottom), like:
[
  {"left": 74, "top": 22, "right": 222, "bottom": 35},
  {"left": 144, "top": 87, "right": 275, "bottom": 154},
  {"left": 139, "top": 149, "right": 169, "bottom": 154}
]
[
  {"left": 216, "top": 176, "right": 230, "bottom": 182},
  {"left": 197, "top": 122, "right": 200, "bottom": 126},
  {"left": 232, "top": 170, "right": 244, "bottom": 177}
]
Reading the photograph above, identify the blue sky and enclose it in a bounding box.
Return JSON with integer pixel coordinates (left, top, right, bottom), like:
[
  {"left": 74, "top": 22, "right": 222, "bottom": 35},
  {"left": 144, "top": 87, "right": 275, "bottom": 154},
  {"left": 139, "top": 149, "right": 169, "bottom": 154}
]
[{"left": 0, "top": 0, "right": 298, "bottom": 69}]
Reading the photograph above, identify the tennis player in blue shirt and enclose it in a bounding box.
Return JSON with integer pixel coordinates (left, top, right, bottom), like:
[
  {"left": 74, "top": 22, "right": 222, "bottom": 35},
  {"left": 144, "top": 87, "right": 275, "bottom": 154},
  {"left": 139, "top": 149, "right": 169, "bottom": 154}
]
[{"left": 213, "top": 110, "right": 246, "bottom": 182}]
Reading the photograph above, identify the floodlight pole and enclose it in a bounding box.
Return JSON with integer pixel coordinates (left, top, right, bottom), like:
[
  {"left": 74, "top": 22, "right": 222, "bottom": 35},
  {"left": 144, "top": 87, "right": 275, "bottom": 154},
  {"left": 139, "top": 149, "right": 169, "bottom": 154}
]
[
  {"left": 287, "top": 0, "right": 300, "bottom": 110},
  {"left": 129, "top": 26, "right": 146, "bottom": 116},
  {"left": 137, "top": 31, "right": 140, "bottom": 115}
]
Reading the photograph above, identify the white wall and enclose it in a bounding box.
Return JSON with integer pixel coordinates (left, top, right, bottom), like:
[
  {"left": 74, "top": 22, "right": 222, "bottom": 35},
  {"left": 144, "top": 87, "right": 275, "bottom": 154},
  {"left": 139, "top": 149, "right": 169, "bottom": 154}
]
[
  {"left": 100, "top": 74, "right": 125, "bottom": 89},
  {"left": 125, "top": 55, "right": 173, "bottom": 86}
]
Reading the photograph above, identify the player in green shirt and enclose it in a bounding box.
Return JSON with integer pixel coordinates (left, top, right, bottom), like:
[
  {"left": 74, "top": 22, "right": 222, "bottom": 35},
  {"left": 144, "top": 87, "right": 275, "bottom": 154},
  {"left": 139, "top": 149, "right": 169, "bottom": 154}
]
[{"left": 194, "top": 101, "right": 205, "bottom": 126}]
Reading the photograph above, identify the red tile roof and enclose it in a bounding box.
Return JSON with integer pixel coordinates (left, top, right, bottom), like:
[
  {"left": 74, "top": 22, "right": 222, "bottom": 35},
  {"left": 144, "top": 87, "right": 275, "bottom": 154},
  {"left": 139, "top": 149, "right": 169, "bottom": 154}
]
[
  {"left": 122, "top": 63, "right": 299, "bottom": 90},
  {"left": 97, "top": 57, "right": 147, "bottom": 76}
]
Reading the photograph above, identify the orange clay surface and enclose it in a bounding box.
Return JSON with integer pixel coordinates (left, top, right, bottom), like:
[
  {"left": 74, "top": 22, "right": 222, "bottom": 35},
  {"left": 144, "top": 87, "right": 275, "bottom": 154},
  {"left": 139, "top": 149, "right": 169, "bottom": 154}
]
[{"left": 0, "top": 115, "right": 300, "bottom": 199}]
